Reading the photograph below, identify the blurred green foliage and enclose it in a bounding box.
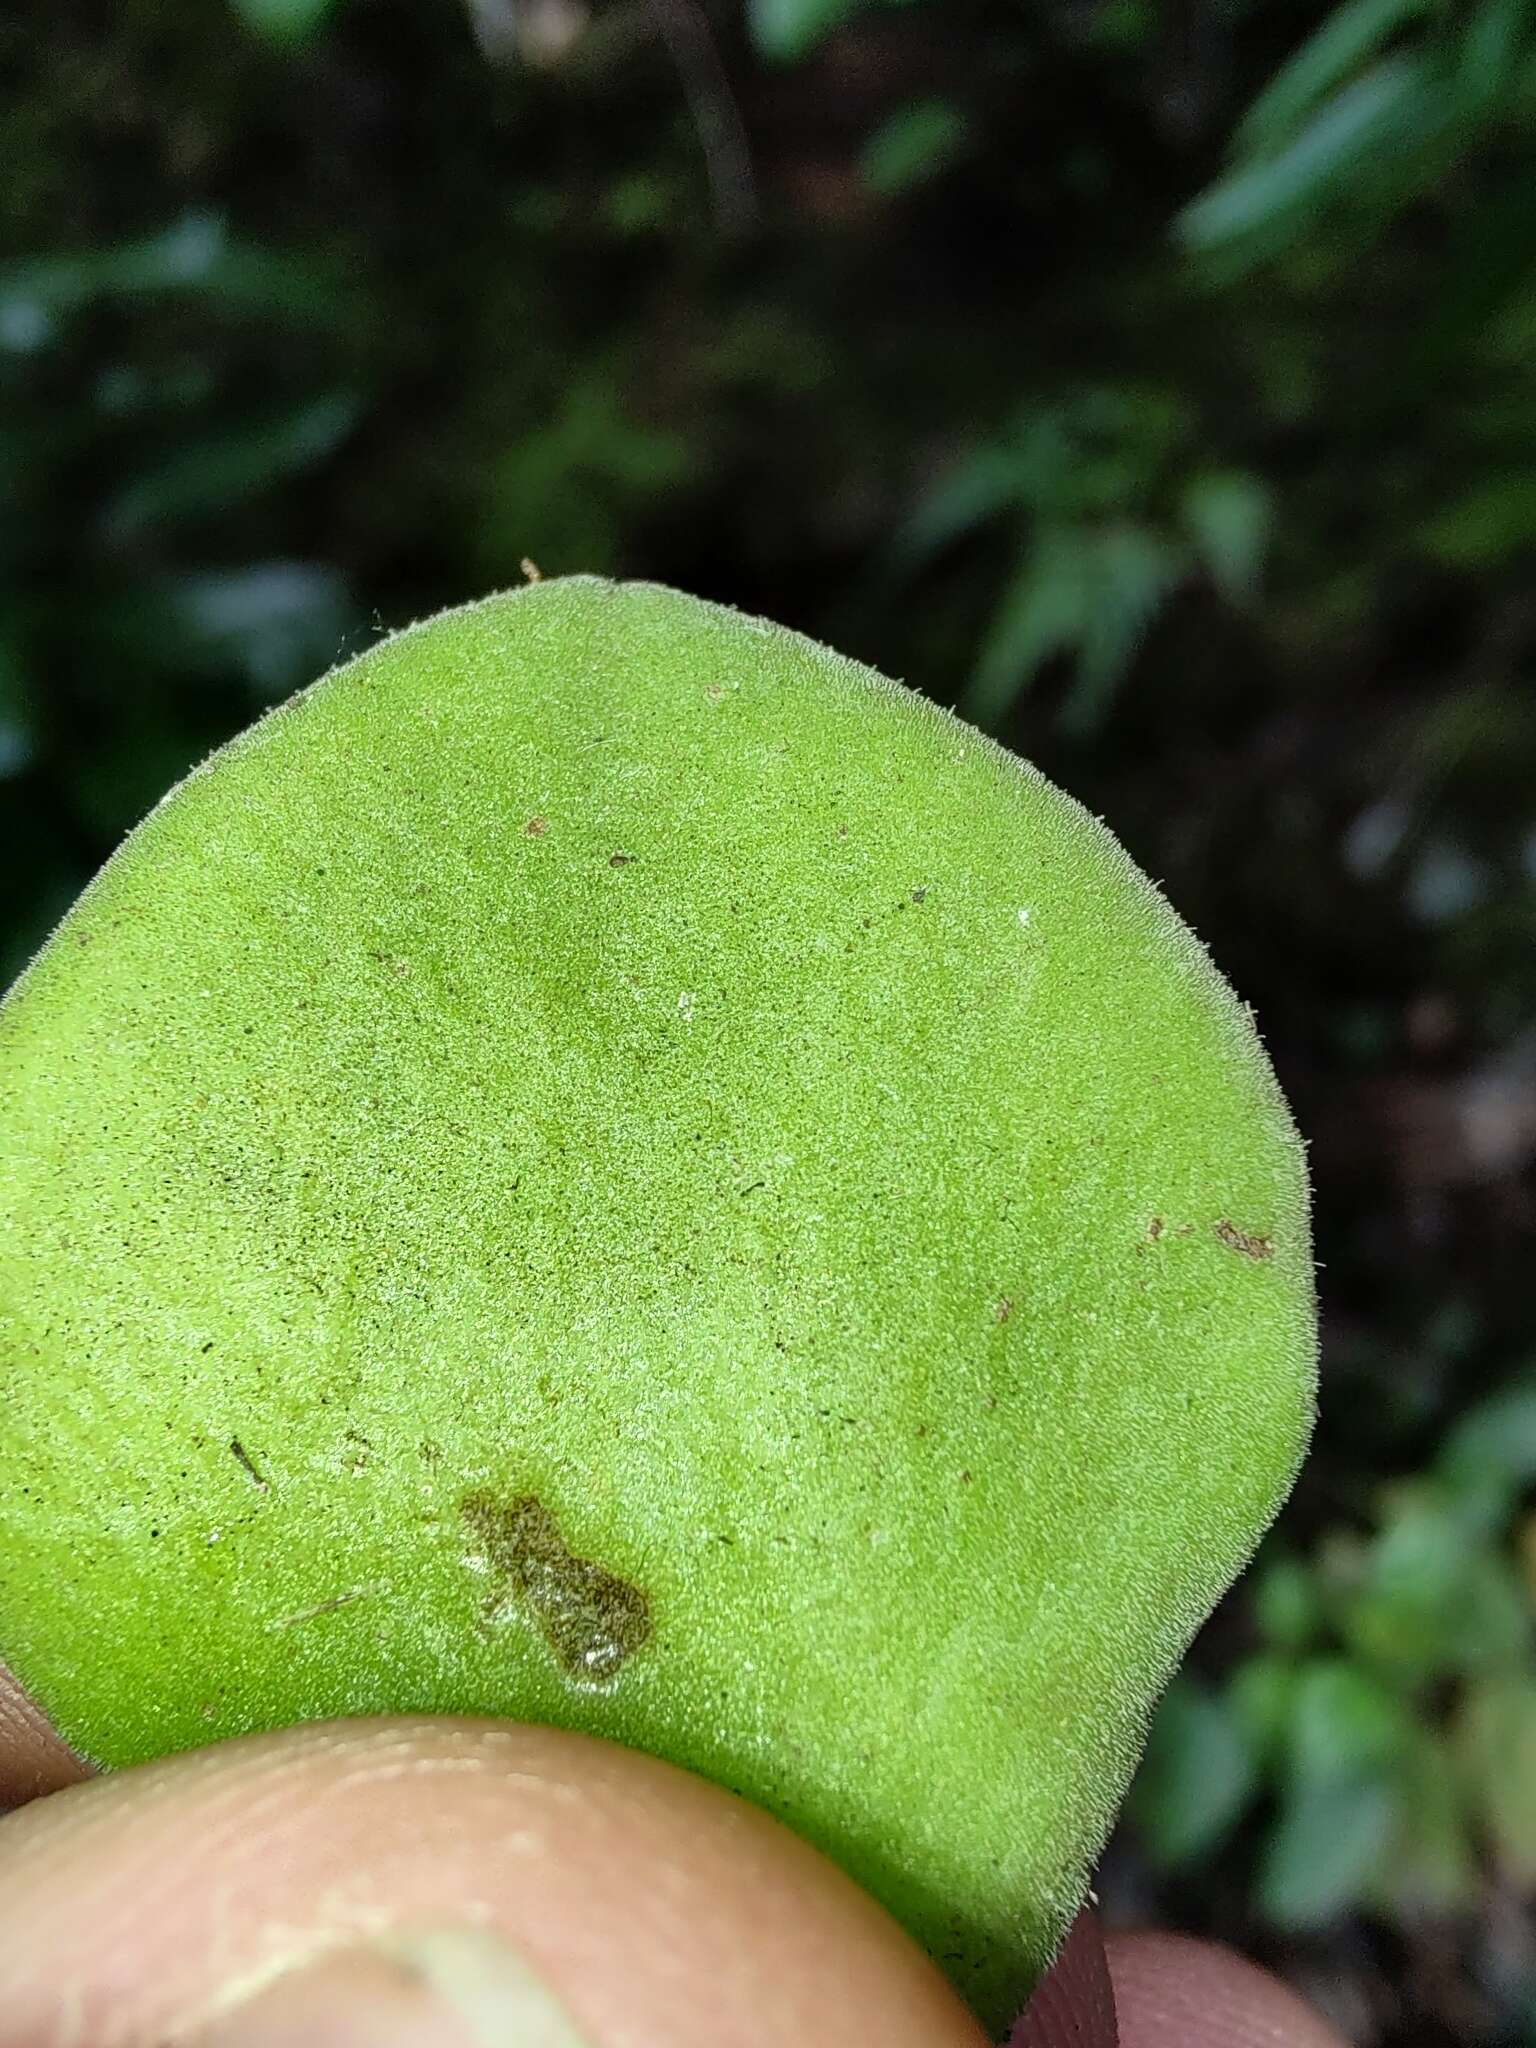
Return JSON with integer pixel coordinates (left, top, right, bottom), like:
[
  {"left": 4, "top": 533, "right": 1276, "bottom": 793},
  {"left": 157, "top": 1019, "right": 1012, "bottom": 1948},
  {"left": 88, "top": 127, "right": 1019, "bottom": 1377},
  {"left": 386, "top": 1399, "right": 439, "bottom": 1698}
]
[
  {"left": 5, "top": 1, "right": 1536, "bottom": 2040},
  {"left": 1135, "top": 1369, "right": 1536, "bottom": 1923}
]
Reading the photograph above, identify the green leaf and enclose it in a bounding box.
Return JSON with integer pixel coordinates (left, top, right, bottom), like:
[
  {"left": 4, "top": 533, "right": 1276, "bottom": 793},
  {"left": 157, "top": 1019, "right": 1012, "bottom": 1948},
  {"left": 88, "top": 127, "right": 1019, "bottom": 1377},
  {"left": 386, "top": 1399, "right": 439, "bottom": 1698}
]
[
  {"left": 1178, "top": 56, "right": 1434, "bottom": 258},
  {"left": 1419, "top": 473, "right": 1536, "bottom": 567},
  {"left": 102, "top": 393, "right": 362, "bottom": 537},
  {"left": 1252, "top": 1554, "right": 1322, "bottom": 1653},
  {"left": 168, "top": 563, "right": 358, "bottom": 698},
  {"left": 1228, "top": 1653, "right": 1302, "bottom": 1771},
  {"left": 1262, "top": 1772, "right": 1399, "bottom": 1926},
  {"left": 1440, "top": 1376, "right": 1536, "bottom": 1515},
  {"left": 228, "top": 0, "right": 343, "bottom": 47},
  {"left": 1130, "top": 1676, "right": 1257, "bottom": 1868},
  {"left": 965, "top": 529, "right": 1090, "bottom": 723},
  {"left": 1287, "top": 1659, "right": 1414, "bottom": 1779},
  {"left": 1259, "top": 1660, "right": 1413, "bottom": 1926},
  {"left": 0, "top": 213, "right": 353, "bottom": 332},
  {"left": 0, "top": 578, "right": 1317, "bottom": 2035},
  {"left": 861, "top": 101, "right": 968, "bottom": 196},
  {"left": 1454, "top": 0, "right": 1533, "bottom": 116},
  {"left": 1236, "top": 0, "right": 1435, "bottom": 158},
  {"left": 1373, "top": 1730, "right": 1477, "bottom": 1917},
  {"left": 1399, "top": 169, "right": 1536, "bottom": 388},
  {"left": 0, "top": 212, "right": 230, "bottom": 313},
  {"left": 1457, "top": 1675, "right": 1536, "bottom": 1883},
  {"left": 891, "top": 449, "right": 1024, "bottom": 573},
  {"left": 965, "top": 524, "right": 1182, "bottom": 732},
  {"left": 1181, "top": 473, "right": 1272, "bottom": 605},
  {"left": 1341, "top": 1491, "right": 1531, "bottom": 1678},
  {"left": 747, "top": 0, "right": 915, "bottom": 63},
  {"left": 1066, "top": 525, "right": 1183, "bottom": 735}
]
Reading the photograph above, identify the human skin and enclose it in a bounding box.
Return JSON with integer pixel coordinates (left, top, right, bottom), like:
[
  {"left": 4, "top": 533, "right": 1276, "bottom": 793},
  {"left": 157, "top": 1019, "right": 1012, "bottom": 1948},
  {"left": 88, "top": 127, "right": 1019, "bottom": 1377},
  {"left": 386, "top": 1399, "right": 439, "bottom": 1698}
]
[{"left": 0, "top": 1661, "right": 1347, "bottom": 2048}]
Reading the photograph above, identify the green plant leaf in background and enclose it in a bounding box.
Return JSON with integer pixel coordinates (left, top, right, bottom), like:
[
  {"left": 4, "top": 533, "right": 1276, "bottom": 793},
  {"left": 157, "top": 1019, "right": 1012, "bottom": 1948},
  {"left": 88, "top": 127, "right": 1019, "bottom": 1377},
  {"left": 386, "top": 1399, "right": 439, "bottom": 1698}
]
[
  {"left": 966, "top": 523, "right": 1182, "bottom": 734},
  {"left": 1339, "top": 1485, "right": 1531, "bottom": 1681},
  {"left": 228, "top": 0, "right": 344, "bottom": 48},
  {"left": 1419, "top": 472, "right": 1536, "bottom": 568},
  {"left": 860, "top": 100, "right": 968, "bottom": 195},
  {"left": 1440, "top": 1374, "right": 1536, "bottom": 1526},
  {"left": 1180, "top": 472, "right": 1273, "bottom": 606},
  {"left": 1374, "top": 1728, "right": 1478, "bottom": 1917},
  {"left": 1252, "top": 1552, "right": 1324, "bottom": 1654},
  {"left": 0, "top": 212, "right": 353, "bottom": 337},
  {"left": 167, "top": 563, "right": 360, "bottom": 699},
  {"left": 1260, "top": 1660, "right": 1414, "bottom": 1926},
  {"left": 1234, "top": 0, "right": 1436, "bottom": 157},
  {"left": 1454, "top": 0, "right": 1532, "bottom": 118},
  {"left": 967, "top": 527, "right": 1092, "bottom": 725},
  {"left": 1131, "top": 1675, "right": 1258, "bottom": 1868},
  {"left": 1178, "top": 55, "right": 1434, "bottom": 264},
  {"left": 102, "top": 393, "right": 362, "bottom": 539},
  {"left": 1180, "top": 0, "right": 1536, "bottom": 277},
  {"left": 1456, "top": 1675, "right": 1536, "bottom": 1884},
  {"left": 748, "top": 0, "right": 917, "bottom": 64},
  {"left": 1228, "top": 1652, "right": 1304, "bottom": 1772}
]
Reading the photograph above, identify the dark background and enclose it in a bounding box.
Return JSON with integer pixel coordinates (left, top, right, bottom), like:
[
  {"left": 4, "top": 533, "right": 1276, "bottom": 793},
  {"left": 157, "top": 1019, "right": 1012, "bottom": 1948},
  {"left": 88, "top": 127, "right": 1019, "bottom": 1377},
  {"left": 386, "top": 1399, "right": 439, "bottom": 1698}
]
[{"left": 4, "top": 3, "right": 1535, "bottom": 2042}]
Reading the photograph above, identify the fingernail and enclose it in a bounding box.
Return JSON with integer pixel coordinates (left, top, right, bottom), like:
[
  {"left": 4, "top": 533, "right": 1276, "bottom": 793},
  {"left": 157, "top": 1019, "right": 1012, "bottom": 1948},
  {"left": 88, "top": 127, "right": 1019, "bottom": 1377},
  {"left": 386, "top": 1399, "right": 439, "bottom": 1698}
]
[{"left": 191, "top": 1926, "right": 594, "bottom": 2047}]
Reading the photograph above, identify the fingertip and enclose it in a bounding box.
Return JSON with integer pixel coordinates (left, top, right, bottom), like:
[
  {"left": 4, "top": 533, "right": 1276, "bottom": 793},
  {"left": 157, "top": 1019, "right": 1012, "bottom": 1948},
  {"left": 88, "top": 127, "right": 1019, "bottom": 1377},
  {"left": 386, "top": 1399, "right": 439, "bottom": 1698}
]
[
  {"left": 0, "top": 1715, "right": 989, "bottom": 2048},
  {"left": 0, "top": 1660, "right": 91, "bottom": 1810},
  {"left": 1007, "top": 1909, "right": 1117, "bottom": 2048},
  {"left": 1104, "top": 1930, "right": 1351, "bottom": 2048}
]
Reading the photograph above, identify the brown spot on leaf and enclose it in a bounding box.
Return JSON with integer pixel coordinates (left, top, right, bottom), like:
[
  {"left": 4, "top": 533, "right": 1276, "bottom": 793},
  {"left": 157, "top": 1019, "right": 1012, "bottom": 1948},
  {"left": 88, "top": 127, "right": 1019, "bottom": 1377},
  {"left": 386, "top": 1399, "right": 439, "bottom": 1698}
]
[
  {"left": 1215, "top": 1218, "right": 1274, "bottom": 1260},
  {"left": 461, "top": 1491, "right": 652, "bottom": 1687},
  {"left": 229, "top": 1439, "right": 268, "bottom": 1491},
  {"left": 994, "top": 1296, "right": 1014, "bottom": 1324},
  {"left": 608, "top": 850, "right": 633, "bottom": 868},
  {"left": 524, "top": 816, "right": 549, "bottom": 837},
  {"left": 1147, "top": 1216, "right": 1165, "bottom": 1242}
]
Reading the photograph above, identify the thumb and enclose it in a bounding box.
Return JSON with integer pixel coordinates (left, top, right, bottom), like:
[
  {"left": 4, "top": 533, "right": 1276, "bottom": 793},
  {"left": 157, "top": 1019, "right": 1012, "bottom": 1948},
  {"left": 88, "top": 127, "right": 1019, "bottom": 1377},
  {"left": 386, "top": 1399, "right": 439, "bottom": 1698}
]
[{"left": 0, "top": 1714, "right": 988, "bottom": 2048}]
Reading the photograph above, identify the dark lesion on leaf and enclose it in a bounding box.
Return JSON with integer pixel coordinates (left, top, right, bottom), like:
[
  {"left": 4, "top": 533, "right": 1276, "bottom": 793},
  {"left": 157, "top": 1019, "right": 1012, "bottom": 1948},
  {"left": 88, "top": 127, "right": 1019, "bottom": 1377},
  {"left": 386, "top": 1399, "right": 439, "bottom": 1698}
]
[
  {"left": 460, "top": 1491, "right": 652, "bottom": 1686},
  {"left": 1215, "top": 1218, "right": 1274, "bottom": 1260}
]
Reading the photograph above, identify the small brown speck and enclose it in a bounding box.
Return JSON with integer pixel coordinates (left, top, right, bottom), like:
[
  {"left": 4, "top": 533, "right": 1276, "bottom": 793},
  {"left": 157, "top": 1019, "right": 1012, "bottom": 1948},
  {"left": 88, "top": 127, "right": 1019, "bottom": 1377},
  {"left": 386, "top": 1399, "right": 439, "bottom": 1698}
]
[
  {"left": 960, "top": 1470, "right": 973, "bottom": 1485},
  {"left": 230, "top": 1439, "right": 268, "bottom": 1491},
  {"left": 267, "top": 1587, "right": 376, "bottom": 1631},
  {"left": 1147, "top": 1216, "right": 1165, "bottom": 1242},
  {"left": 608, "top": 851, "right": 633, "bottom": 868},
  {"left": 994, "top": 1297, "right": 1014, "bottom": 1324},
  {"left": 911, "top": 887, "right": 928, "bottom": 903},
  {"left": 524, "top": 816, "right": 549, "bottom": 838},
  {"left": 1215, "top": 1218, "right": 1274, "bottom": 1261}
]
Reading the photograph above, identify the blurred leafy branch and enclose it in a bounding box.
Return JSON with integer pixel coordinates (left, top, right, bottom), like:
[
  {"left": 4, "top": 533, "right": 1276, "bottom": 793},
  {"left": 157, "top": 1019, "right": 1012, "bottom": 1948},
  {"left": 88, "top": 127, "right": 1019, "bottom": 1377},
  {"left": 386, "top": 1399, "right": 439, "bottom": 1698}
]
[
  {"left": 889, "top": 389, "right": 1270, "bottom": 732},
  {"left": 1133, "top": 1371, "right": 1536, "bottom": 1926}
]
